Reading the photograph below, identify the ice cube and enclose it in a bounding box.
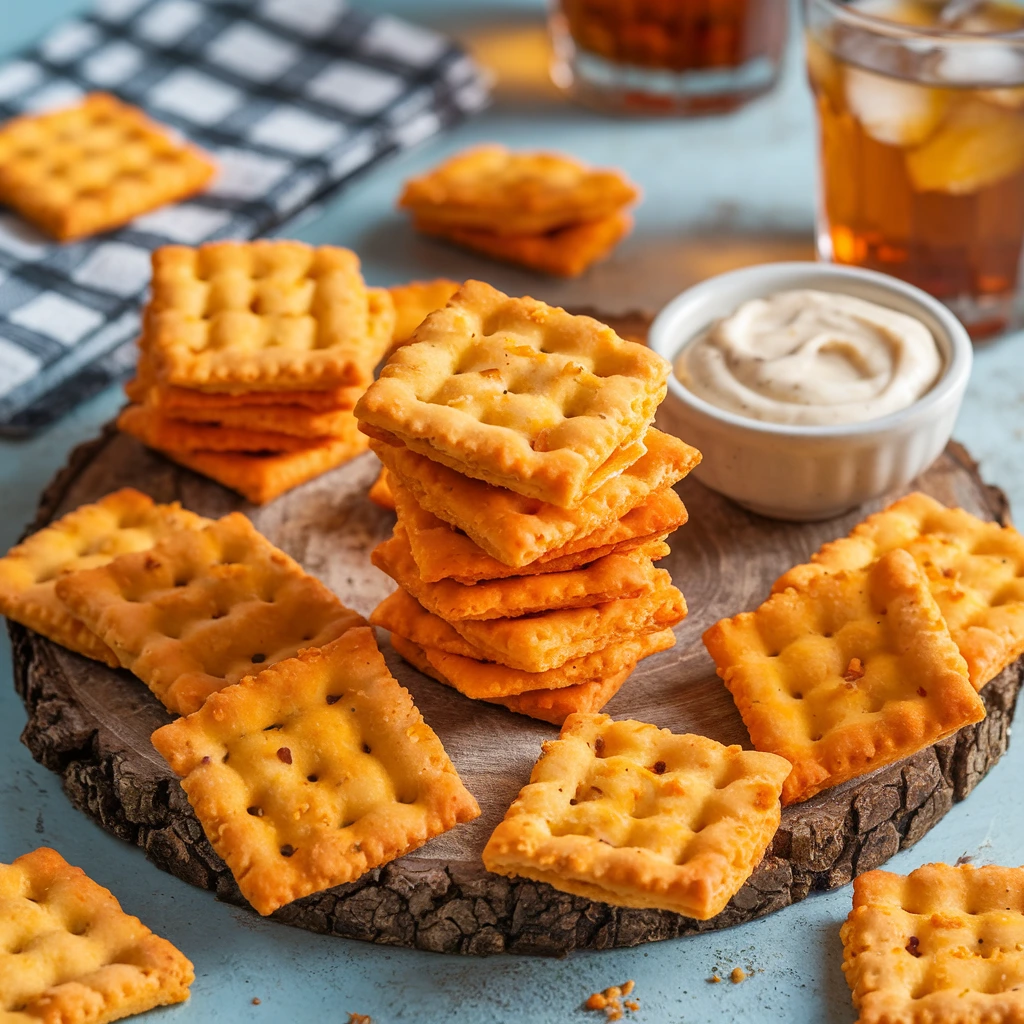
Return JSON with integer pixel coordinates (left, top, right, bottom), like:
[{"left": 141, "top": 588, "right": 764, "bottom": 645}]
[
  {"left": 934, "top": 42, "right": 1024, "bottom": 86},
  {"left": 906, "top": 98, "right": 1024, "bottom": 192},
  {"left": 844, "top": 65, "right": 950, "bottom": 145}
]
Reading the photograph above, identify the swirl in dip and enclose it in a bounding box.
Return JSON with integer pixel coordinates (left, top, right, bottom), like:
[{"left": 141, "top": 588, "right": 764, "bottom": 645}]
[{"left": 673, "top": 289, "right": 942, "bottom": 426}]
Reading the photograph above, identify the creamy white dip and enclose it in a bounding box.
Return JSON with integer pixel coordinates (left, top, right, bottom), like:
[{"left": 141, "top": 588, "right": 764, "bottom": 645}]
[{"left": 674, "top": 289, "right": 942, "bottom": 426}]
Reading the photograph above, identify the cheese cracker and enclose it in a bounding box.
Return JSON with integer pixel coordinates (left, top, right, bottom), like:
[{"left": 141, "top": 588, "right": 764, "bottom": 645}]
[
  {"left": 0, "top": 93, "right": 214, "bottom": 241},
  {"left": 0, "top": 488, "right": 205, "bottom": 666},
  {"left": 118, "top": 403, "right": 369, "bottom": 504},
  {"left": 388, "top": 278, "right": 460, "bottom": 350},
  {"left": 398, "top": 145, "right": 639, "bottom": 235},
  {"left": 371, "top": 583, "right": 685, "bottom": 672},
  {"left": 705, "top": 549, "right": 986, "bottom": 805},
  {"left": 150, "top": 626, "right": 479, "bottom": 916},
  {"left": 56, "top": 512, "right": 365, "bottom": 715},
  {"left": 774, "top": 491, "right": 1024, "bottom": 689},
  {"left": 146, "top": 241, "right": 393, "bottom": 391},
  {"left": 355, "top": 280, "right": 669, "bottom": 508},
  {"left": 374, "top": 427, "right": 700, "bottom": 567},
  {"left": 381, "top": 606, "right": 676, "bottom": 697},
  {"left": 368, "top": 467, "right": 395, "bottom": 510},
  {"left": 389, "top": 633, "right": 644, "bottom": 725},
  {"left": 373, "top": 528, "right": 666, "bottom": 620},
  {"left": 482, "top": 713, "right": 791, "bottom": 919},
  {"left": 841, "top": 862, "right": 1024, "bottom": 1024},
  {"left": 414, "top": 211, "right": 633, "bottom": 278},
  {"left": 392, "top": 482, "right": 685, "bottom": 583},
  {"left": 0, "top": 846, "right": 193, "bottom": 1021},
  {"left": 154, "top": 398, "right": 360, "bottom": 439}
]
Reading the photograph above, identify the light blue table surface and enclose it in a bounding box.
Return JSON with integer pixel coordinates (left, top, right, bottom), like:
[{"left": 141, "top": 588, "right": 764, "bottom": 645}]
[{"left": 3, "top": 3, "right": 1024, "bottom": 1022}]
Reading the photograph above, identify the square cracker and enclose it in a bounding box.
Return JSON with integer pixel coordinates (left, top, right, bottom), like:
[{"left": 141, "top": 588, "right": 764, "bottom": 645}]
[
  {"left": 774, "top": 491, "right": 1024, "bottom": 690},
  {"left": 118, "top": 403, "right": 368, "bottom": 504},
  {"left": 481, "top": 713, "right": 791, "bottom": 919},
  {"left": 392, "top": 481, "right": 687, "bottom": 584},
  {"left": 414, "top": 211, "right": 633, "bottom": 278},
  {"left": 374, "top": 585, "right": 675, "bottom": 696},
  {"left": 150, "top": 626, "right": 480, "bottom": 916},
  {"left": 145, "top": 241, "right": 393, "bottom": 391},
  {"left": 388, "top": 278, "right": 461, "bottom": 351},
  {"left": 0, "top": 93, "right": 214, "bottom": 242},
  {"left": 398, "top": 145, "right": 639, "bottom": 235},
  {"left": 373, "top": 528, "right": 667, "bottom": 621},
  {"left": 389, "top": 633, "right": 645, "bottom": 725},
  {"left": 159, "top": 399, "right": 359, "bottom": 439},
  {"left": 841, "top": 862, "right": 1024, "bottom": 1024},
  {"left": 355, "top": 280, "right": 670, "bottom": 508},
  {"left": 371, "top": 583, "right": 685, "bottom": 672},
  {"left": 374, "top": 427, "right": 700, "bottom": 567},
  {"left": 0, "top": 488, "right": 206, "bottom": 666},
  {"left": 55, "top": 512, "right": 365, "bottom": 716},
  {"left": 704, "top": 548, "right": 986, "bottom": 806},
  {"left": 0, "top": 846, "right": 193, "bottom": 1022},
  {"left": 119, "top": 403, "right": 357, "bottom": 454}
]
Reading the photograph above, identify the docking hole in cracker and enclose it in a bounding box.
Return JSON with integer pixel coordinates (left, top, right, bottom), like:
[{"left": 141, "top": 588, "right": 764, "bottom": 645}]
[
  {"left": 705, "top": 548, "right": 986, "bottom": 805},
  {"left": 0, "top": 488, "right": 206, "bottom": 666},
  {"left": 355, "top": 280, "right": 669, "bottom": 508},
  {"left": 482, "top": 713, "right": 791, "bottom": 918},
  {"left": 55, "top": 511, "right": 365, "bottom": 715},
  {"left": 0, "top": 846, "right": 194, "bottom": 1020},
  {"left": 150, "top": 626, "right": 480, "bottom": 916}
]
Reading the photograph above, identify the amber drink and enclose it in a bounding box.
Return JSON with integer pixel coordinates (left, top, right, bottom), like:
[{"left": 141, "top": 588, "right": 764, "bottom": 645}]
[
  {"left": 806, "top": 0, "right": 1024, "bottom": 338},
  {"left": 550, "top": 0, "right": 789, "bottom": 115}
]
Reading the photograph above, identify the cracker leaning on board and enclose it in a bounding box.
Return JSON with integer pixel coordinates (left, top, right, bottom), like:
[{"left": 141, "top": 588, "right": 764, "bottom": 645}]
[{"left": 1, "top": 148, "right": 1023, "bottom": 1024}]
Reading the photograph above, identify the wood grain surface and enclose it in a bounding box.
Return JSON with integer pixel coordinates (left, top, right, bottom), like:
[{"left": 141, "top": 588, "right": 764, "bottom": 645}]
[{"left": 9, "top": 316, "right": 1020, "bottom": 956}]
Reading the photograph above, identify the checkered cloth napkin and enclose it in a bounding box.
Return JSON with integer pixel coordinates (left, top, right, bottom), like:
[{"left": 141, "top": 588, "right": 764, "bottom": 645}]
[{"left": 0, "top": 0, "right": 488, "bottom": 435}]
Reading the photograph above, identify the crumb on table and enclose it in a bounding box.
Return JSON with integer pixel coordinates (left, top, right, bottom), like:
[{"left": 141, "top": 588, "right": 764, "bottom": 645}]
[
  {"left": 584, "top": 980, "right": 638, "bottom": 1020},
  {"left": 731, "top": 967, "right": 747, "bottom": 984}
]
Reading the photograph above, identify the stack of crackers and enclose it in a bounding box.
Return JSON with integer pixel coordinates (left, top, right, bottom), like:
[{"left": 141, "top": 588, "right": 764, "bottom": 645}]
[
  {"left": 704, "top": 491, "right": 1024, "bottom": 806},
  {"left": 120, "top": 240, "right": 395, "bottom": 505},
  {"left": 399, "top": 146, "right": 639, "bottom": 277},
  {"left": 357, "top": 280, "right": 700, "bottom": 724}
]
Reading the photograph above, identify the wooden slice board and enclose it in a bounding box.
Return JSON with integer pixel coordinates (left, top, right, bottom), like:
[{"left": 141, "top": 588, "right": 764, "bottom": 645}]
[{"left": 9, "top": 314, "right": 1021, "bottom": 956}]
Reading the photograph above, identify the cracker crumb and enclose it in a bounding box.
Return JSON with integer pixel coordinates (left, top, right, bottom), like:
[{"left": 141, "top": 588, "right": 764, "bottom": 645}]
[
  {"left": 730, "top": 967, "right": 747, "bottom": 984},
  {"left": 622, "top": 980, "right": 635, "bottom": 996},
  {"left": 585, "top": 994, "right": 608, "bottom": 1011},
  {"left": 347, "top": 1015, "right": 372, "bottom": 1024},
  {"left": 843, "top": 657, "right": 865, "bottom": 682},
  {"left": 625, "top": 999, "right": 640, "bottom": 1011},
  {"left": 584, "top": 982, "right": 639, "bottom": 1018},
  {"left": 252, "top": 997, "right": 261, "bottom": 1005},
  {"left": 708, "top": 974, "right": 721, "bottom": 984}
]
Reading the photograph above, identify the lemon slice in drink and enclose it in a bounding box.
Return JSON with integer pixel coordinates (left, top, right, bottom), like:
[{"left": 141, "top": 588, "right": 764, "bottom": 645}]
[{"left": 906, "top": 98, "right": 1024, "bottom": 193}]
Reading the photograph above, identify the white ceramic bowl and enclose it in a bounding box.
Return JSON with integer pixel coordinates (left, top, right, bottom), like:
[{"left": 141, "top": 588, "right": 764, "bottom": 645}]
[{"left": 649, "top": 262, "right": 973, "bottom": 521}]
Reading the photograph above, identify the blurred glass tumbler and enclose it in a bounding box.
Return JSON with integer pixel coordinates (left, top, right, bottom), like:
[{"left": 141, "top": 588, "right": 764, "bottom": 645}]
[
  {"left": 806, "top": 0, "right": 1024, "bottom": 339},
  {"left": 548, "top": 0, "right": 789, "bottom": 115}
]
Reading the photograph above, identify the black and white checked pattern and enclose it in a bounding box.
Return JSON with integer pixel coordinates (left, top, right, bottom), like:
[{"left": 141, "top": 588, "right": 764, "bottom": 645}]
[{"left": 0, "top": 0, "right": 489, "bottom": 435}]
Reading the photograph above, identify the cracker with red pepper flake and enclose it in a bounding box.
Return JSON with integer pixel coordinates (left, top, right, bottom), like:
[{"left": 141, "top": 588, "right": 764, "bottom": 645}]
[
  {"left": 841, "top": 862, "right": 1024, "bottom": 1024},
  {"left": 56, "top": 512, "right": 363, "bottom": 715},
  {"left": 0, "top": 847, "right": 194, "bottom": 1020},
  {"left": 151, "top": 627, "right": 480, "bottom": 916}
]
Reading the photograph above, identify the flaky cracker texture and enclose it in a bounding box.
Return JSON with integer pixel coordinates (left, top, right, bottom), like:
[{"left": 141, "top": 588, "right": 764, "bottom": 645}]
[
  {"left": 355, "top": 280, "right": 669, "bottom": 508},
  {"left": 0, "top": 93, "right": 214, "bottom": 241},
  {"left": 841, "top": 862, "right": 1024, "bottom": 1024},
  {"left": 0, "top": 847, "right": 193, "bottom": 1023},
  {"left": 56, "top": 512, "right": 364, "bottom": 715},
  {"left": 151, "top": 627, "right": 480, "bottom": 916},
  {"left": 482, "top": 713, "right": 791, "bottom": 919},
  {"left": 705, "top": 548, "right": 986, "bottom": 805},
  {"left": 774, "top": 491, "right": 1024, "bottom": 690},
  {"left": 0, "top": 488, "right": 206, "bottom": 666}
]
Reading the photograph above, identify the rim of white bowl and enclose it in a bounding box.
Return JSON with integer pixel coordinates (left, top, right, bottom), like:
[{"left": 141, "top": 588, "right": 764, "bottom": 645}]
[{"left": 649, "top": 262, "right": 974, "bottom": 440}]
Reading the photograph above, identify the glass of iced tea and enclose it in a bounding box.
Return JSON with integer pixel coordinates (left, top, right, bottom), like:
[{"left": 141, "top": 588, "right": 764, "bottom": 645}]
[
  {"left": 806, "top": 0, "right": 1024, "bottom": 338},
  {"left": 549, "top": 0, "right": 789, "bottom": 115}
]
